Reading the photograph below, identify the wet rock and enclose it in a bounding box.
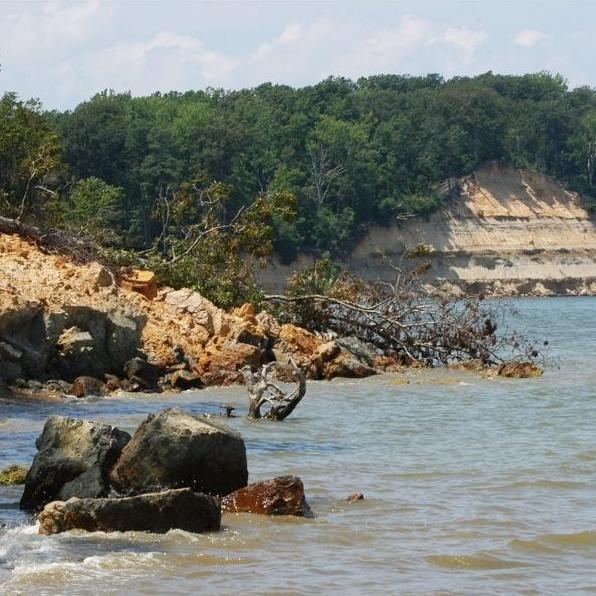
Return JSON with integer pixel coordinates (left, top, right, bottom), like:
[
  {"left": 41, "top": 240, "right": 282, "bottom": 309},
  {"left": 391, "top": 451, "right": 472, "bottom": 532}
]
[
  {"left": 43, "top": 379, "right": 74, "bottom": 394},
  {"left": 498, "top": 360, "right": 543, "bottom": 378},
  {"left": 72, "top": 376, "right": 107, "bottom": 397},
  {"left": 110, "top": 407, "right": 248, "bottom": 497},
  {"left": 170, "top": 369, "right": 203, "bottom": 391},
  {"left": 123, "top": 356, "right": 162, "bottom": 390},
  {"left": 0, "top": 464, "right": 28, "bottom": 485},
  {"left": 324, "top": 349, "right": 377, "bottom": 380},
  {"left": 346, "top": 492, "right": 364, "bottom": 502},
  {"left": 221, "top": 475, "right": 308, "bottom": 516},
  {"left": 104, "top": 374, "right": 122, "bottom": 392},
  {"left": 20, "top": 416, "right": 131, "bottom": 511},
  {"left": 38, "top": 488, "right": 221, "bottom": 535}
]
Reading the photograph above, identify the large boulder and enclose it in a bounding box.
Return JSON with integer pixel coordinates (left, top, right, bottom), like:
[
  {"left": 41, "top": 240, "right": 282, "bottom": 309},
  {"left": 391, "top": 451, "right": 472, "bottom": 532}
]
[
  {"left": 20, "top": 416, "right": 131, "bottom": 512},
  {"left": 38, "top": 488, "right": 221, "bottom": 535},
  {"left": 110, "top": 408, "right": 248, "bottom": 497},
  {"left": 221, "top": 475, "right": 308, "bottom": 516}
]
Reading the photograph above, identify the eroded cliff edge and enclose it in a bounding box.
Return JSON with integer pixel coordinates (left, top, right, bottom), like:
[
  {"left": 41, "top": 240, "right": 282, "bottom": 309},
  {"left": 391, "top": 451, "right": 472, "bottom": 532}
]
[{"left": 353, "top": 163, "right": 596, "bottom": 296}]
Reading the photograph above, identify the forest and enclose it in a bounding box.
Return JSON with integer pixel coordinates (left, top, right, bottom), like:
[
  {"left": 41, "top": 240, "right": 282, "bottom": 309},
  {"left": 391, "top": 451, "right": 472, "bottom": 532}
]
[{"left": 2, "top": 71, "right": 596, "bottom": 305}]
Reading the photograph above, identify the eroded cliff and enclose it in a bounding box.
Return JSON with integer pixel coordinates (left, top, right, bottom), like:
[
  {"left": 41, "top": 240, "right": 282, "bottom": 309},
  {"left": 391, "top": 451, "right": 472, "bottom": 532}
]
[{"left": 351, "top": 164, "right": 596, "bottom": 295}]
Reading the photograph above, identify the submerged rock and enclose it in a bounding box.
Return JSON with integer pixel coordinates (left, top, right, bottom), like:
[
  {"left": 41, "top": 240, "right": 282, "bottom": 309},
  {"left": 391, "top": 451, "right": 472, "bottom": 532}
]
[
  {"left": 498, "top": 360, "right": 543, "bottom": 378},
  {"left": 0, "top": 464, "right": 28, "bottom": 485},
  {"left": 20, "top": 416, "right": 131, "bottom": 512},
  {"left": 38, "top": 488, "right": 221, "bottom": 535},
  {"left": 221, "top": 475, "right": 308, "bottom": 516},
  {"left": 110, "top": 407, "right": 248, "bottom": 497}
]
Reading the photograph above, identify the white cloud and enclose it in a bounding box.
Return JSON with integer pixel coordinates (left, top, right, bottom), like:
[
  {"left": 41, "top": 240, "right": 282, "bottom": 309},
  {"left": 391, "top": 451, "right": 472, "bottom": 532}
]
[
  {"left": 366, "top": 16, "right": 434, "bottom": 55},
  {"left": 440, "top": 26, "right": 488, "bottom": 62},
  {"left": 513, "top": 29, "right": 548, "bottom": 48}
]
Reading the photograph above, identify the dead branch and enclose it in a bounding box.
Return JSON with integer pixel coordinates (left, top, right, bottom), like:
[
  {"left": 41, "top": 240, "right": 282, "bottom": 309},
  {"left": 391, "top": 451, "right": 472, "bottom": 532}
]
[
  {"left": 266, "top": 265, "right": 538, "bottom": 367},
  {"left": 241, "top": 359, "right": 306, "bottom": 420}
]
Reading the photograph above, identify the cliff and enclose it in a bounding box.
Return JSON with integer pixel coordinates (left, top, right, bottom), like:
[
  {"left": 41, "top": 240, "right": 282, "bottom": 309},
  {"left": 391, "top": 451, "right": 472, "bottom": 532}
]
[{"left": 262, "top": 163, "right": 596, "bottom": 296}]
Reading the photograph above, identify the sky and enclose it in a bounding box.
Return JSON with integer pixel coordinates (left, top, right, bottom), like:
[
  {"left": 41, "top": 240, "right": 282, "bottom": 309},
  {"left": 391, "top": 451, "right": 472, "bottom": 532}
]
[{"left": 0, "top": 0, "right": 594, "bottom": 111}]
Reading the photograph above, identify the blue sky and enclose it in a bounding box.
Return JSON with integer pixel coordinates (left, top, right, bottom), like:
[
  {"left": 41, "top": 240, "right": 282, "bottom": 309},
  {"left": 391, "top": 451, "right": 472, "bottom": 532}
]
[{"left": 0, "top": 0, "right": 594, "bottom": 110}]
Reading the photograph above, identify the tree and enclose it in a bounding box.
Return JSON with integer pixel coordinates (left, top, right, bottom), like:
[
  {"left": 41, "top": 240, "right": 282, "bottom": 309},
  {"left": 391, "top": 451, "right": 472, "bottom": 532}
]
[{"left": 0, "top": 93, "right": 60, "bottom": 220}]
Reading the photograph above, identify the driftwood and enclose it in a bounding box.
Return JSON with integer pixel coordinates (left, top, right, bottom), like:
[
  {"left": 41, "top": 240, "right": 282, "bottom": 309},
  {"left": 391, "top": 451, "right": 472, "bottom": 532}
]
[{"left": 240, "top": 360, "right": 306, "bottom": 421}]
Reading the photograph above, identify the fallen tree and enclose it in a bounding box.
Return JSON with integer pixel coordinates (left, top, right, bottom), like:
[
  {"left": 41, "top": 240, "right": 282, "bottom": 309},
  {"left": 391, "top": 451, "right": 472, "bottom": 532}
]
[{"left": 265, "top": 260, "right": 539, "bottom": 367}]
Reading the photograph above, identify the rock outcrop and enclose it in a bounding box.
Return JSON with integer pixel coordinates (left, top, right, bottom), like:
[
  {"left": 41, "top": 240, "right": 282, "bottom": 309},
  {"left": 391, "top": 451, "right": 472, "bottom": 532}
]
[
  {"left": 20, "top": 415, "right": 131, "bottom": 511},
  {"left": 38, "top": 488, "right": 221, "bottom": 535},
  {"left": 110, "top": 407, "right": 248, "bottom": 497},
  {"left": 221, "top": 475, "right": 308, "bottom": 516}
]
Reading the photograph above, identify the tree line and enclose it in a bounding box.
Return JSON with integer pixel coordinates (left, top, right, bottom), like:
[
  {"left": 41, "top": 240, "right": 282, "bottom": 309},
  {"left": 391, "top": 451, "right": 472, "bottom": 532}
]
[{"left": 2, "top": 71, "right": 596, "bottom": 303}]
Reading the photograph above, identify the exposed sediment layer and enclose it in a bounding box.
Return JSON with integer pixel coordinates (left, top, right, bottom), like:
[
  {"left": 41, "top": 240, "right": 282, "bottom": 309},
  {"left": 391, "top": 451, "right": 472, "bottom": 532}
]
[{"left": 350, "top": 163, "right": 596, "bottom": 296}]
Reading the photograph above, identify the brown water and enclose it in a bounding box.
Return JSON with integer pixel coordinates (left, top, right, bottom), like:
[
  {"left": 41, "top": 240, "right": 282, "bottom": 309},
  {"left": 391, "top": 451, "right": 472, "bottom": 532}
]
[{"left": 1, "top": 297, "right": 596, "bottom": 594}]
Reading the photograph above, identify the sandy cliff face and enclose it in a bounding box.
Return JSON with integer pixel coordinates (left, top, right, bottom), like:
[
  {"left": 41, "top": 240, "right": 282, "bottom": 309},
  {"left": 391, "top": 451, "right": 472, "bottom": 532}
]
[{"left": 349, "top": 163, "right": 596, "bottom": 296}]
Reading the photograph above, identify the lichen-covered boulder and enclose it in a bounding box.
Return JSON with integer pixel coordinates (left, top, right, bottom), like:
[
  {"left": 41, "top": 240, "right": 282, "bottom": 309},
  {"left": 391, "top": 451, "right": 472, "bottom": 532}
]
[
  {"left": 19, "top": 416, "right": 131, "bottom": 511},
  {"left": 38, "top": 488, "right": 221, "bottom": 535},
  {"left": 221, "top": 475, "right": 308, "bottom": 516},
  {"left": 110, "top": 407, "right": 248, "bottom": 497}
]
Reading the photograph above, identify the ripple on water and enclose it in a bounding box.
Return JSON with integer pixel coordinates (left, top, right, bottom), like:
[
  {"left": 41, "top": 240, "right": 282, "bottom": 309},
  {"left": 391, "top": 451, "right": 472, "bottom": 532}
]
[{"left": 425, "top": 553, "right": 529, "bottom": 570}]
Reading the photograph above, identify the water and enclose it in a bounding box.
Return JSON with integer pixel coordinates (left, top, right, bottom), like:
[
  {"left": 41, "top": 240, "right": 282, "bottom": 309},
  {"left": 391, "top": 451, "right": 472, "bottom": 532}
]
[{"left": 1, "top": 297, "right": 595, "bottom": 594}]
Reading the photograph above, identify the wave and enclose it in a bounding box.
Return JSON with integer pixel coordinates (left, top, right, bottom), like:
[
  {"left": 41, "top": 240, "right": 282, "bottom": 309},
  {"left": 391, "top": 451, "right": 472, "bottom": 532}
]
[{"left": 425, "top": 553, "right": 528, "bottom": 570}]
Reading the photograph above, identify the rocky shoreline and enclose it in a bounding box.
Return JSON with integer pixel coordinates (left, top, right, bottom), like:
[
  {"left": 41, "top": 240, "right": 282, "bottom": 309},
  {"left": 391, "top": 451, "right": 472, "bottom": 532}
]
[{"left": 0, "top": 233, "right": 387, "bottom": 401}]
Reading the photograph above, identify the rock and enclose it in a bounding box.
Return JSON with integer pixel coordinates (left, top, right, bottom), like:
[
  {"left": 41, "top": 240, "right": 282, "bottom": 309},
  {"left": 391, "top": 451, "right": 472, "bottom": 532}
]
[
  {"left": 450, "top": 359, "right": 488, "bottom": 372},
  {"left": 0, "top": 464, "right": 28, "bottom": 485},
  {"left": 346, "top": 492, "right": 364, "bottom": 502},
  {"left": 43, "top": 379, "right": 74, "bottom": 394},
  {"left": 230, "top": 321, "right": 269, "bottom": 348},
  {"left": 0, "top": 361, "right": 22, "bottom": 382},
  {"left": 88, "top": 263, "right": 114, "bottom": 289},
  {"left": 38, "top": 488, "right": 221, "bottom": 535},
  {"left": 314, "top": 341, "right": 341, "bottom": 363},
  {"left": 197, "top": 341, "right": 263, "bottom": 381},
  {"left": 278, "top": 324, "right": 323, "bottom": 355},
  {"left": 336, "top": 337, "right": 379, "bottom": 366},
  {"left": 120, "top": 269, "right": 158, "bottom": 300},
  {"left": 221, "top": 475, "right": 308, "bottom": 516},
  {"left": 498, "top": 360, "right": 544, "bottom": 378},
  {"left": 123, "top": 356, "right": 162, "bottom": 390},
  {"left": 72, "top": 376, "right": 107, "bottom": 397},
  {"left": 324, "top": 349, "right": 377, "bottom": 380},
  {"left": 104, "top": 374, "right": 122, "bottom": 392},
  {"left": 20, "top": 416, "right": 131, "bottom": 511},
  {"left": 231, "top": 303, "right": 256, "bottom": 319},
  {"left": 110, "top": 407, "right": 248, "bottom": 497},
  {"left": 170, "top": 369, "right": 203, "bottom": 391},
  {"left": 0, "top": 341, "right": 22, "bottom": 361},
  {"left": 255, "top": 311, "right": 280, "bottom": 336}
]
